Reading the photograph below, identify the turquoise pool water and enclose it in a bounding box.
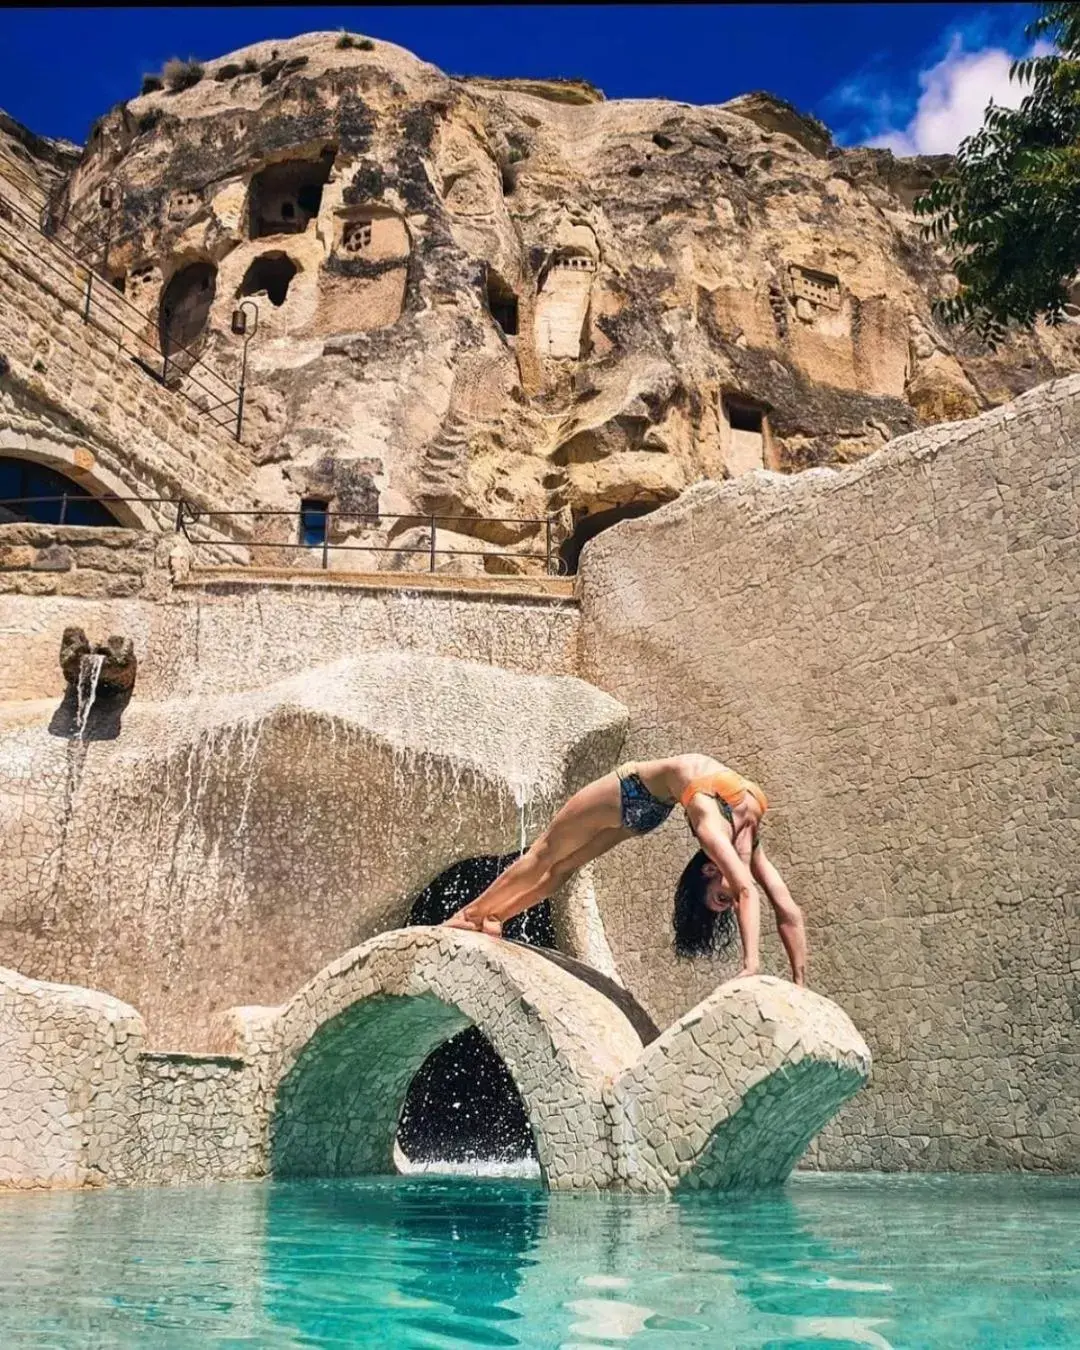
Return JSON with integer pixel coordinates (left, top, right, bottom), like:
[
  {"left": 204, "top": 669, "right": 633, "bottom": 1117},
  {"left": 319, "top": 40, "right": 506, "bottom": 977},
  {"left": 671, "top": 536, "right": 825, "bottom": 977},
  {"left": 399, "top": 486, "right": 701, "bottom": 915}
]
[{"left": 1, "top": 1173, "right": 1077, "bottom": 1348}]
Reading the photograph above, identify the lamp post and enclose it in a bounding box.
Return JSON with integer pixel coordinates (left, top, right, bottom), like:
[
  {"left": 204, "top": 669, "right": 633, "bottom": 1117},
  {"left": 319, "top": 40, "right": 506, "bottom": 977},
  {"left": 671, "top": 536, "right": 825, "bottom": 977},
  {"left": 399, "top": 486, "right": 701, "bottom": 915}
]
[
  {"left": 231, "top": 299, "right": 259, "bottom": 443},
  {"left": 97, "top": 180, "right": 121, "bottom": 277}
]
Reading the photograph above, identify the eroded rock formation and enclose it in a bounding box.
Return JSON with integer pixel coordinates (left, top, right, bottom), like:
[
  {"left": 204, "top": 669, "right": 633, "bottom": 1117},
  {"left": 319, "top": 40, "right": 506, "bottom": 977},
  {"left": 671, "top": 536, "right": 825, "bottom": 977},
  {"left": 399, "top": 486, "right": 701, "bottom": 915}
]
[{"left": 15, "top": 30, "right": 1079, "bottom": 570}]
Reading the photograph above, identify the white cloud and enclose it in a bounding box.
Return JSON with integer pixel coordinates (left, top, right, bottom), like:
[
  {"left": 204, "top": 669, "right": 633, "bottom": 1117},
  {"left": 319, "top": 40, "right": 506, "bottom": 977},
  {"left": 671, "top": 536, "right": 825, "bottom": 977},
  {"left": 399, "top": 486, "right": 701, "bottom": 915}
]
[
  {"left": 867, "top": 34, "right": 1054, "bottom": 156},
  {"left": 824, "top": 14, "right": 1058, "bottom": 157}
]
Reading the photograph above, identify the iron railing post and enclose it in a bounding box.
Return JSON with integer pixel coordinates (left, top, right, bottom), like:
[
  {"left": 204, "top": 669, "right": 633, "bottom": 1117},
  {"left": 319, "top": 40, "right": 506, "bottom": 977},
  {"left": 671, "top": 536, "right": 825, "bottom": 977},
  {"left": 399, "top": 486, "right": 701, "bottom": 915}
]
[
  {"left": 174, "top": 499, "right": 185, "bottom": 532},
  {"left": 82, "top": 269, "right": 92, "bottom": 323},
  {"left": 545, "top": 516, "right": 553, "bottom": 574},
  {"left": 58, "top": 493, "right": 68, "bottom": 525},
  {"left": 321, "top": 509, "right": 331, "bottom": 570},
  {"left": 429, "top": 516, "right": 436, "bottom": 572}
]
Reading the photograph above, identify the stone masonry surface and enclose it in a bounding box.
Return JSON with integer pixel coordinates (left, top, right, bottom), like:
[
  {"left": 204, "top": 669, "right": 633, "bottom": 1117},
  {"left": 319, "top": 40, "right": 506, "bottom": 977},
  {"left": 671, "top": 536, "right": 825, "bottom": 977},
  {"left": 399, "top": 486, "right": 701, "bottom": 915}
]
[
  {"left": 579, "top": 373, "right": 1080, "bottom": 1174},
  {"left": 0, "top": 213, "right": 254, "bottom": 530},
  {"left": 0, "top": 929, "right": 870, "bottom": 1192},
  {"left": 0, "top": 578, "right": 582, "bottom": 702}
]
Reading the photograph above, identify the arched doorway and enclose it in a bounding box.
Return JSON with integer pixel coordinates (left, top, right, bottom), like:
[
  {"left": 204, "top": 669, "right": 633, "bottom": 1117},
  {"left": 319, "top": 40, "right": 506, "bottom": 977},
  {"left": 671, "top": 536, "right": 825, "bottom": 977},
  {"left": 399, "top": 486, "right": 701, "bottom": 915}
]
[
  {"left": 0, "top": 457, "right": 121, "bottom": 526},
  {"left": 158, "top": 261, "right": 217, "bottom": 364},
  {"left": 559, "top": 500, "right": 665, "bottom": 574},
  {"left": 398, "top": 855, "right": 556, "bottom": 1166}
]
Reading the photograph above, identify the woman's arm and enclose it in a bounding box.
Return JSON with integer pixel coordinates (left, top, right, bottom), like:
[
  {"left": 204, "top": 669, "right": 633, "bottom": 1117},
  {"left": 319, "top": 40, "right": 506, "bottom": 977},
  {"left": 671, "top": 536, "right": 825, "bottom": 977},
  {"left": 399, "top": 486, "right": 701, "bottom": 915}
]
[
  {"left": 684, "top": 797, "right": 761, "bottom": 976},
  {"left": 751, "top": 845, "right": 807, "bottom": 986}
]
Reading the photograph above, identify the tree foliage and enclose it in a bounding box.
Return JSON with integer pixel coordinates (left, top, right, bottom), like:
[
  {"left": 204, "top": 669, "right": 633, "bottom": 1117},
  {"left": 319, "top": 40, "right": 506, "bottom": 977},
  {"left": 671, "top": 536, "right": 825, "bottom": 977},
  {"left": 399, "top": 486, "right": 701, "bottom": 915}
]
[{"left": 913, "top": 4, "right": 1080, "bottom": 345}]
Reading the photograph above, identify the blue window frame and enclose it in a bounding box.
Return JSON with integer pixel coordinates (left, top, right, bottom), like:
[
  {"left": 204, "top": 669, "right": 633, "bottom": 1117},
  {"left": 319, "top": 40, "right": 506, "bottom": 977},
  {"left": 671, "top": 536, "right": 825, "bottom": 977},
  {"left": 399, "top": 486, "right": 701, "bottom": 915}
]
[
  {"left": 299, "top": 498, "right": 328, "bottom": 548},
  {"left": 0, "top": 458, "right": 119, "bottom": 526}
]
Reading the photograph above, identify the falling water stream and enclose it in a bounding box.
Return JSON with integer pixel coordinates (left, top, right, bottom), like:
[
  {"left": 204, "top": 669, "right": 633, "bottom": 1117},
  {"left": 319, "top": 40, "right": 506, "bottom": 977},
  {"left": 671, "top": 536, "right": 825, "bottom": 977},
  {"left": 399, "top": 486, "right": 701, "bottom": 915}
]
[{"left": 75, "top": 654, "right": 105, "bottom": 739}]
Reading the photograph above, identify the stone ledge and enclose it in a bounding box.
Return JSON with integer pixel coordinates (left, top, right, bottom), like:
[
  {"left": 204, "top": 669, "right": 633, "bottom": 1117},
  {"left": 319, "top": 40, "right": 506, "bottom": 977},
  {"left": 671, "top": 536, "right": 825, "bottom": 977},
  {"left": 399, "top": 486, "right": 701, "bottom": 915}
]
[{"left": 180, "top": 565, "right": 579, "bottom": 604}]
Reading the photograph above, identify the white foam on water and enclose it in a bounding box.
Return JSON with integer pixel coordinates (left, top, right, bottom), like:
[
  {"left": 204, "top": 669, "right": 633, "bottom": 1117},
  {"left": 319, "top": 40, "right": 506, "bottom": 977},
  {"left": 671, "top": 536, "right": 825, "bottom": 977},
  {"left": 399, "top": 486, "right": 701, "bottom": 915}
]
[{"left": 394, "top": 1148, "right": 540, "bottom": 1180}]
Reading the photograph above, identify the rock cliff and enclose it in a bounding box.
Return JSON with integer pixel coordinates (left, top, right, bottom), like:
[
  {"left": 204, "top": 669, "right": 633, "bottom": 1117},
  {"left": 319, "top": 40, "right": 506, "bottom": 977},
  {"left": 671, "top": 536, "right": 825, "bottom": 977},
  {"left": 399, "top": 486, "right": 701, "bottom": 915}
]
[{"left": 7, "top": 31, "right": 1080, "bottom": 570}]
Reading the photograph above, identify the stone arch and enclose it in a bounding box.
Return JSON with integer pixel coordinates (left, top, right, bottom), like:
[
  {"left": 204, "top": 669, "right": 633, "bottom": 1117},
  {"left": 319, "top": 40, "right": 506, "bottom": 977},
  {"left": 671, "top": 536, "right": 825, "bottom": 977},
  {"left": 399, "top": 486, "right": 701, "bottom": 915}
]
[
  {"left": 158, "top": 260, "right": 217, "bottom": 362},
  {"left": 0, "top": 432, "right": 155, "bottom": 530},
  {"left": 399, "top": 853, "right": 556, "bottom": 1165},
  {"left": 610, "top": 976, "right": 871, "bottom": 1193},
  {"left": 560, "top": 500, "right": 666, "bottom": 575},
  {"left": 265, "top": 928, "right": 644, "bottom": 1189}
]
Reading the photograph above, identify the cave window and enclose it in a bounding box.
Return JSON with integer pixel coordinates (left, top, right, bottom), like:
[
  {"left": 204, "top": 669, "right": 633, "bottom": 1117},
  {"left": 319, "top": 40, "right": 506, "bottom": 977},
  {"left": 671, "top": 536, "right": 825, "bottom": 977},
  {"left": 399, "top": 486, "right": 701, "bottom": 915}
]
[
  {"left": 558, "top": 500, "right": 664, "bottom": 575},
  {"left": 238, "top": 252, "right": 298, "bottom": 307},
  {"left": 789, "top": 265, "right": 841, "bottom": 311},
  {"left": 397, "top": 855, "right": 554, "bottom": 1166},
  {"left": 342, "top": 219, "right": 373, "bottom": 254},
  {"left": 158, "top": 260, "right": 217, "bottom": 359},
  {"left": 248, "top": 149, "right": 336, "bottom": 238},
  {"left": 485, "top": 269, "right": 519, "bottom": 337},
  {"left": 0, "top": 457, "right": 120, "bottom": 527},
  {"left": 299, "top": 498, "right": 329, "bottom": 548},
  {"left": 725, "top": 400, "right": 763, "bottom": 435}
]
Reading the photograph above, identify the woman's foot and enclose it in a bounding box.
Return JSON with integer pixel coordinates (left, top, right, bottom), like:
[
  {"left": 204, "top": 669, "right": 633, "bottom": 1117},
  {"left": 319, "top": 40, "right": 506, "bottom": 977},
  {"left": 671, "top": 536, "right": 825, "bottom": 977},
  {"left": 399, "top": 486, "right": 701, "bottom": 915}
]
[
  {"left": 442, "top": 911, "right": 480, "bottom": 932},
  {"left": 481, "top": 916, "right": 503, "bottom": 939}
]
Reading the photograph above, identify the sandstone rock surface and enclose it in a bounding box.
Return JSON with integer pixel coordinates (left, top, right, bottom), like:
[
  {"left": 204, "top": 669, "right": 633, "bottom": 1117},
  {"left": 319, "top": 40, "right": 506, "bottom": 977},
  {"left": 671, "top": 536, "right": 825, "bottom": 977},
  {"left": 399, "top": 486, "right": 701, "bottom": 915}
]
[{"left": 16, "top": 31, "right": 1078, "bottom": 570}]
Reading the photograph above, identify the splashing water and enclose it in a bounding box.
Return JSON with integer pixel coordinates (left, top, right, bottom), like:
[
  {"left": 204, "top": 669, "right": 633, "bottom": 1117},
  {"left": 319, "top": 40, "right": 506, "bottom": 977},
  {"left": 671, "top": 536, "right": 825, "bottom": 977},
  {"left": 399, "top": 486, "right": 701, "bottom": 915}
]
[{"left": 75, "top": 655, "right": 105, "bottom": 740}]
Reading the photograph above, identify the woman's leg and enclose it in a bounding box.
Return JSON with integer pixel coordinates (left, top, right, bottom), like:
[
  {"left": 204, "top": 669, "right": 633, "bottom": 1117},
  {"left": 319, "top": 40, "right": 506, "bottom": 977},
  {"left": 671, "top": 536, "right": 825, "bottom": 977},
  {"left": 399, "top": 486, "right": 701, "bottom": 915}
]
[
  {"left": 482, "top": 825, "right": 632, "bottom": 930},
  {"left": 444, "top": 773, "right": 622, "bottom": 932}
]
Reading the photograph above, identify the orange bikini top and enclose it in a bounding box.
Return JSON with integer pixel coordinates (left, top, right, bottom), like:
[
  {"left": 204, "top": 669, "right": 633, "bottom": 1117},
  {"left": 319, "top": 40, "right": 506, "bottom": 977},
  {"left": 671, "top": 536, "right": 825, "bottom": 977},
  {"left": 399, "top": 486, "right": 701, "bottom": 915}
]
[{"left": 679, "top": 769, "right": 768, "bottom": 815}]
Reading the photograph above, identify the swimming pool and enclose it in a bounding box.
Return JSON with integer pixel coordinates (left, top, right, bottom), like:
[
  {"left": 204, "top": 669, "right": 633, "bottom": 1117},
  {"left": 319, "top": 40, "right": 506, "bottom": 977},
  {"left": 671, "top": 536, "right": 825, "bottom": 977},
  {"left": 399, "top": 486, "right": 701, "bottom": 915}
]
[{"left": 1, "top": 1172, "right": 1077, "bottom": 1347}]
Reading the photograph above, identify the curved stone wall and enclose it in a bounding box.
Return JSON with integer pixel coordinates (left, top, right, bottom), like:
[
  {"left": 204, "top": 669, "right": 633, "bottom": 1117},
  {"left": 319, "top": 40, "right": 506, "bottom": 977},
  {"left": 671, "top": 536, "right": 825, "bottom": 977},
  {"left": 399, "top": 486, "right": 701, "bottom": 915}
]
[
  {"left": 579, "top": 374, "right": 1080, "bottom": 1172},
  {"left": 611, "top": 976, "right": 871, "bottom": 1193},
  {"left": 1, "top": 932, "right": 870, "bottom": 1193},
  {"left": 0, "top": 651, "right": 626, "bottom": 1047}
]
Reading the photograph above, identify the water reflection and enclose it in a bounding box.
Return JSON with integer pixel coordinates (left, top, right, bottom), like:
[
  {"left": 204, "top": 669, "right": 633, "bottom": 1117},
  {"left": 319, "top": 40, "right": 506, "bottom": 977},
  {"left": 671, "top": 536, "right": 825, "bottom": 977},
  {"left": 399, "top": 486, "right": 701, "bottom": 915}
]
[{"left": 0, "top": 1174, "right": 1076, "bottom": 1348}]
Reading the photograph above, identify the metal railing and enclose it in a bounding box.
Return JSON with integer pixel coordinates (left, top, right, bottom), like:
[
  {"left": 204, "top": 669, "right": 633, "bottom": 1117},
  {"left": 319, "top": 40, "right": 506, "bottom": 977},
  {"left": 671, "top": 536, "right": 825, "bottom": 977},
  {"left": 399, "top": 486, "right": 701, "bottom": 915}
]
[
  {"left": 0, "top": 497, "right": 565, "bottom": 575},
  {"left": 177, "top": 504, "right": 564, "bottom": 575},
  {"left": 0, "top": 167, "right": 247, "bottom": 441}
]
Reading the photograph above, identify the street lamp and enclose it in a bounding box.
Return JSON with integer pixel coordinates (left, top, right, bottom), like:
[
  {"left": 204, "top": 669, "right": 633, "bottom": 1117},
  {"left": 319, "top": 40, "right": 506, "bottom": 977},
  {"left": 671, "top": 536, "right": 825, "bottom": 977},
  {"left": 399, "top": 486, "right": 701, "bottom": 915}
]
[{"left": 231, "top": 299, "right": 259, "bottom": 441}]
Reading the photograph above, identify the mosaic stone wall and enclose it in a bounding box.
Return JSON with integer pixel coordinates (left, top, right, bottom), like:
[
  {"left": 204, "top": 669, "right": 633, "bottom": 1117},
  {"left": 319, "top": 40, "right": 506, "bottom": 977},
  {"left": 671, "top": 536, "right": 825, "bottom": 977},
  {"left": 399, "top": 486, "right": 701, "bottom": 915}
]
[
  {"left": 579, "top": 374, "right": 1080, "bottom": 1173},
  {"left": 0, "top": 652, "right": 626, "bottom": 1048},
  {"left": 0, "top": 580, "right": 581, "bottom": 702},
  {"left": 0, "top": 930, "right": 870, "bottom": 1193}
]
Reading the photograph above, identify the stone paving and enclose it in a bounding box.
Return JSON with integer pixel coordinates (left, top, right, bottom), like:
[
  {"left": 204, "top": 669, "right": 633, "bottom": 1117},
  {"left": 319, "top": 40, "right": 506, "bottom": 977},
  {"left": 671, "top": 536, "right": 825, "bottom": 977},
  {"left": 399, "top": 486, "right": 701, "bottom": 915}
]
[{"left": 0, "top": 929, "right": 870, "bottom": 1194}]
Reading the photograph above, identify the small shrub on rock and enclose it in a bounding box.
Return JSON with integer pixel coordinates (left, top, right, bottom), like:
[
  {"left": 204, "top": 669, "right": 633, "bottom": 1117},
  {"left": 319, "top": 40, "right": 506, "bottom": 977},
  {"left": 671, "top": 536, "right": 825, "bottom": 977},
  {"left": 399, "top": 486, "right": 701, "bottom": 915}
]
[
  {"left": 336, "top": 32, "right": 375, "bottom": 51},
  {"left": 140, "top": 74, "right": 164, "bottom": 95},
  {"left": 162, "top": 58, "right": 204, "bottom": 93}
]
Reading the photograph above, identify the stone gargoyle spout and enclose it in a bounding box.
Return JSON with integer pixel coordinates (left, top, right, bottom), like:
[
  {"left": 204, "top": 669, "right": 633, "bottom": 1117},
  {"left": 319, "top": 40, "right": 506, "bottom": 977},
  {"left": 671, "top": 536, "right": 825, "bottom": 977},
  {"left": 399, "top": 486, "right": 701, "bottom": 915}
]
[{"left": 59, "top": 627, "right": 138, "bottom": 697}]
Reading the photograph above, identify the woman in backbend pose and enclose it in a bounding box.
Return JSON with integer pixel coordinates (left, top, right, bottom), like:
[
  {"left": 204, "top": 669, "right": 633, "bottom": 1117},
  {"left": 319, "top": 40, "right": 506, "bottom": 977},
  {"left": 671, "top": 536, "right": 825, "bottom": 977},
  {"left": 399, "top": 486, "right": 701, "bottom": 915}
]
[{"left": 443, "top": 754, "right": 807, "bottom": 985}]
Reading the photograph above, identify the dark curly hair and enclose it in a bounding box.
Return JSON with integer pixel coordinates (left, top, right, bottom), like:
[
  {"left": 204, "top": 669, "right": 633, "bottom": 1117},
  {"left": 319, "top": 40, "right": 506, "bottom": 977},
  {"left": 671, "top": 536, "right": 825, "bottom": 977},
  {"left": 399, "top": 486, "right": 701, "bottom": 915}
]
[{"left": 672, "top": 849, "right": 737, "bottom": 958}]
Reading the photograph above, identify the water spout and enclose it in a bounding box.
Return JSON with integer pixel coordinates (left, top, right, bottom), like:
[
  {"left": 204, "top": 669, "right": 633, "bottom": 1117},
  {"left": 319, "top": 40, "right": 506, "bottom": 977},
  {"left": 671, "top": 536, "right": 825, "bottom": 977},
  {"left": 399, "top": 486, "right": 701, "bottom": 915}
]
[{"left": 75, "top": 655, "right": 105, "bottom": 740}]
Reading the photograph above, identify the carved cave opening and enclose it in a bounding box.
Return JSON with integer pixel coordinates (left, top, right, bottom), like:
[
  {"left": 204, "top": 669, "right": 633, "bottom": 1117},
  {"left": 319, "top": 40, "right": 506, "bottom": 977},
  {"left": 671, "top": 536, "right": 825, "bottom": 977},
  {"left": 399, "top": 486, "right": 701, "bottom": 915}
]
[
  {"left": 0, "top": 457, "right": 121, "bottom": 527},
  {"left": 158, "top": 261, "right": 217, "bottom": 360},
  {"left": 726, "top": 399, "right": 764, "bottom": 435},
  {"left": 239, "top": 252, "right": 299, "bottom": 307},
  {"left": 249, "top": 149, "right": 335, "bottom": 238},
  {"left": 398, "top": 855, "right": 556, "bottom": 1165},
  {"left": 485, "top": 268, "right": 519, "bottom": 337},
  {"left": 559, "top": 500, "right": 665, "bottom": 575}
]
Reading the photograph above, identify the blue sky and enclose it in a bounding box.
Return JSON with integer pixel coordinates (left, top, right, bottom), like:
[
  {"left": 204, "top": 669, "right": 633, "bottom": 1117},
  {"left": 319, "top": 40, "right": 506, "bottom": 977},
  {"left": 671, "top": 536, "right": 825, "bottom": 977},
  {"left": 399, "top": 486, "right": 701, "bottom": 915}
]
[{"left": 4, "top": 4, "right": 1043, "bottom": 153}]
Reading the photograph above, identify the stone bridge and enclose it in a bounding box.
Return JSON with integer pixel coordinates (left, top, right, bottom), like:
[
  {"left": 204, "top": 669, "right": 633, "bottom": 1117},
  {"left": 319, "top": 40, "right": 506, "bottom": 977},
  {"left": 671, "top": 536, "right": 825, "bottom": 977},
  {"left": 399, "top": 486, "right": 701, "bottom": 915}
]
[
  {"left": 0, "top": 928, "right": 870, "bottom": 1194},
  {"left": 225, "top": 928, "right": 871, "bottom": 1192}
]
